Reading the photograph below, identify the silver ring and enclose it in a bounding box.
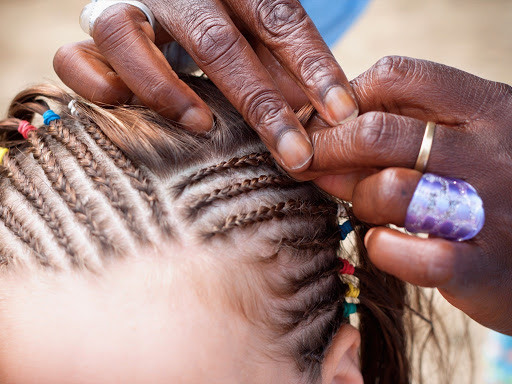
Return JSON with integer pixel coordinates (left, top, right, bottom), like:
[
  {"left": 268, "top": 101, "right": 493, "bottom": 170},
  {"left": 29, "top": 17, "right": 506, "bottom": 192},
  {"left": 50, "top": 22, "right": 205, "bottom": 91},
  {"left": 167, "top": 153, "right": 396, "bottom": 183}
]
[{"left": 80, "top": 0, "right": 156, "bottom": 36}]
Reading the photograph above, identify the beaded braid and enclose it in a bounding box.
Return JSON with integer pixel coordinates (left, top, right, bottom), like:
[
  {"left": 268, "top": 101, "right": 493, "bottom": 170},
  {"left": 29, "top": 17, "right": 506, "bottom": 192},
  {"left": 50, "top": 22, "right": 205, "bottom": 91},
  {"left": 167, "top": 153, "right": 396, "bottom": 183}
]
[
  {"left": 173, "top": 152, "right": 274, "bottom": 196},
  {"left": 84, "top": 124, "right": 172, "bottom": 235},
  {"left": 25, "top": 129, "right": 114, "bottom": 253},
  {"left": 46, "top": 120, "right": 149, "bottom": 242},
  {"left": 2, "top": 154, "right": 81, "bottom": 265},
  {"left": 187, "top": 174, "right": 296, "bottom": 218}
]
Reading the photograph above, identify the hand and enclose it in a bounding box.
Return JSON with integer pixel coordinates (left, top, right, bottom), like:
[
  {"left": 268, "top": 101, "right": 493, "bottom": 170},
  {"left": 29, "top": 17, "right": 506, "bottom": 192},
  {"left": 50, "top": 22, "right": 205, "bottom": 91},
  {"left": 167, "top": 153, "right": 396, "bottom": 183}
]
[
  {"left": 53, "top": 0, "right": 358, "bottom": 172},
  {"left": 304, "top": 56, "right": 512, "bottom": 334}
]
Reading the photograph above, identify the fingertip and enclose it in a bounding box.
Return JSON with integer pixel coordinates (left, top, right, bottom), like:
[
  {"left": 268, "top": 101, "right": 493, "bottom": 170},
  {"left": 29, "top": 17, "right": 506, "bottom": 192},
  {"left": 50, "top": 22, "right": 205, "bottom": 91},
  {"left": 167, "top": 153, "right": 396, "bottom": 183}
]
[
  {"left": 177, "top": 106, "right": 214, "bottom": 133},
  {"left": 323, "top": 86, "right": 359, "bottom": 126},
  {"left": 276, "top": 130, "right": 313, "bottom": 172}
]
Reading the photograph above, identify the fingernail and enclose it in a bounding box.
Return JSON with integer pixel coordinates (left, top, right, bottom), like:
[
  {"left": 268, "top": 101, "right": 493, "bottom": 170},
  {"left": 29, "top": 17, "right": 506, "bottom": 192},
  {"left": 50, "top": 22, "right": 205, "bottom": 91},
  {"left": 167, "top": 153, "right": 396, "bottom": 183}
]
[
  {"left": 324, "top": 86, "right": 358, "bottom": 125},
  {"left": 364, "top": 228, "right": 376, "bottom": 248},
  {"left": 277, "top": 130, "right": 313, "bottom": 171},
  {"left": 179, "top": 107, "right": 214, "bottom": 132}
]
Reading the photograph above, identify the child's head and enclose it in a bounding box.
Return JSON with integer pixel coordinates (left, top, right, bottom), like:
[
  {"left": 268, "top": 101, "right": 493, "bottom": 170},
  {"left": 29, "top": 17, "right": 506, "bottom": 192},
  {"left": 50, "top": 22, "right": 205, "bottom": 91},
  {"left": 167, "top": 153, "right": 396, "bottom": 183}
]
[{"left": 0, "top": 78, "right": 410, "bottom": 384}]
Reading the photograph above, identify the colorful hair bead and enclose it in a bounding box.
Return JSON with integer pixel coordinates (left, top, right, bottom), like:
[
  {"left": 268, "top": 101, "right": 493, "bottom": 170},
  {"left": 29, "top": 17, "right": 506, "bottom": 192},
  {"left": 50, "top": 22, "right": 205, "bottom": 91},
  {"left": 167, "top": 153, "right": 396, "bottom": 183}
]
[
  {"left": 18, "top": 120, "right": 37, "bottom": 139},
  {"left": 346, "top": 282, "right": 360, "bottom": 299},
  {"left": 43, "top": 110, "right": 61, "bottom": 125},
  {"left": 339, "top": 220, "right": 354, "bottom": 240},
  {"left": 339, "top": 259, "right": 355, "bottom": 276},
  {"left": 0, "top": 148, "right": 8, "bottom": 165},
  {"left": 343, "top": 301, "right": 357, "bottom": 317}
]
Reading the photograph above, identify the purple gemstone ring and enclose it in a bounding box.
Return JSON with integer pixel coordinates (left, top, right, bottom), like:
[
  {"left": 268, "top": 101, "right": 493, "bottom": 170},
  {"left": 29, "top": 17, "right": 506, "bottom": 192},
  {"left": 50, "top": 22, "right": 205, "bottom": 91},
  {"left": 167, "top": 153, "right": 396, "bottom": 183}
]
[{"left": 404, "top": 173, "right": 485, "bottom": 241}]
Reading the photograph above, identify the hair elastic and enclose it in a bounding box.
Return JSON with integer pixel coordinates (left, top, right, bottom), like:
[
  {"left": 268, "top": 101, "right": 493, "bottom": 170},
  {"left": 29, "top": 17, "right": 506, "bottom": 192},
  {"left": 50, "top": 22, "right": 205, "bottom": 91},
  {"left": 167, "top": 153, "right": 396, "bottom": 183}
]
[
  {"left": 343, "top": 301, "right": 357, "bottom": 317},
  {"left": 339, "top": 220, "right": 354, "bottom": 240},
  {"left": 346, "top": 282, "right": 360, "bottom": 299},
  {"left": 43, "top": 110, "right": 61, "bottom": 126},
  {"left": 0, "top": 148, "right": 8, "bottom": 165},
  {"left": 18, "top": 120, "right": 37, "bottom": 139},
  {"left": 339, "top": 259, "right": 355, "bottom": 276}
]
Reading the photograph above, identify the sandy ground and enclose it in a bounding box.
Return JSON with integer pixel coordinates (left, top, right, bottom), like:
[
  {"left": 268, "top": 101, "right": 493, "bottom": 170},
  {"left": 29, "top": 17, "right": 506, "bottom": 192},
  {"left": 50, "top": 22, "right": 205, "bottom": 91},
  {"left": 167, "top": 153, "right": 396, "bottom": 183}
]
[{"left": 0, "top": 0, "right": 510, "bottom": 382}]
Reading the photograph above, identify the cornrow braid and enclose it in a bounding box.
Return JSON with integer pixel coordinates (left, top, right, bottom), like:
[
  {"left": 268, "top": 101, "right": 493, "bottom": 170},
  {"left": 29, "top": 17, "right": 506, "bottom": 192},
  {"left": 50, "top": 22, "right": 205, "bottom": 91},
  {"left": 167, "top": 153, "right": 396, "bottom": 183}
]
[
  {"left": 84, "top": 124, "right": 172, "bottom": 235},
  {"left": 0, "top": 197, "right": 50, "bottom": 267},
  {"left": 26, "top": 129, "right": 114, "bottom": 254},
  {"left": 174, "top": 152, "right": 274, "bottom": 196},
  {"left": 2, "top": 154, "right": 80, "bottom": 265},
  {"left": 206, "top": 199, "right": 337, "bottom": 238},
  {"left": 46, "top": 120, "right": 149, "bottom": 242},
  {"left": 187, "top": 174, "right": 296, "bottom": 218}
]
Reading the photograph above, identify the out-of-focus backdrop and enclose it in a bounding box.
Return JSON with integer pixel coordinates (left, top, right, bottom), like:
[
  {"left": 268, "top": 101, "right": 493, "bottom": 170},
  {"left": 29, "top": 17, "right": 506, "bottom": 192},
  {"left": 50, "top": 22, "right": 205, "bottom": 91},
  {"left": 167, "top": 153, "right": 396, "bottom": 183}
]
[
  {"left": 1, "top": 0, "right": 511, "bottom": 113},
  {"left": 0, "top": 0, "right": 510, "bottom": 382}
]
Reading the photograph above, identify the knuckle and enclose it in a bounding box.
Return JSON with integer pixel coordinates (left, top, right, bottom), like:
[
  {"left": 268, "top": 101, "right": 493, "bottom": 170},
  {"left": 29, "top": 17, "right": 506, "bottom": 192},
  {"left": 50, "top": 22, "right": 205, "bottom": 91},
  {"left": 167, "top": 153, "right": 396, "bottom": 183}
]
[
  {"left": 257, "top": 0, "right": 307, "bottom": 38},
  {"left": 371, "top": 55, "right": 419, "bottom": 86},
  {"left": 297, "top": 54, "right": 338, "bottom": 89},
  {"left": 53, "top": 44, "right": 78, "bottom": 73},
  {"left": 243, "top": 89, "right": 288, "bottom": 132},
  {"left": 93, "top": 5, "right": 142, "bottom": 50},
  {"left": 188, "top": 17, "right": 242, "bottom": 68},
  {"left": 353, "top": 112, "right": 395, "bottom": 161}
]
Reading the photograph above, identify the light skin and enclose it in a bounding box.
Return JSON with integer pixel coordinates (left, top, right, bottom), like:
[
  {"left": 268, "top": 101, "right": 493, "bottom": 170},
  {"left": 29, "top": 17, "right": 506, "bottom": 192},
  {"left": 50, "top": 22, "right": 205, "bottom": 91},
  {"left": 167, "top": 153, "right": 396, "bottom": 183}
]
[{"left": 0, "top": 245, "right": 361, "bottom": 384}]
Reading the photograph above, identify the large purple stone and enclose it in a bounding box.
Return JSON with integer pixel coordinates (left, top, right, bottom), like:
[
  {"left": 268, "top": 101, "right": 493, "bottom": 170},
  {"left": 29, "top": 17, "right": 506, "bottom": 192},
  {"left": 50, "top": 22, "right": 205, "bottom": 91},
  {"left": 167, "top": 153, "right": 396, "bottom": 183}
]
[{"left": 405, "top": 174, "right": 485, "bottom": 241}]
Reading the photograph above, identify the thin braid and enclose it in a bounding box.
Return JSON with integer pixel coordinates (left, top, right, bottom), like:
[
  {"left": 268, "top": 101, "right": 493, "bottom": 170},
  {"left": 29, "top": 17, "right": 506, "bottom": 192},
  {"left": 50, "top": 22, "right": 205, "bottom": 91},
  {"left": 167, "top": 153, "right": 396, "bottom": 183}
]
[
  {"left": 84, "top": 124, "right": 171, "bottom": 234},
  {"left": 207, "top": 199, "right": 336, "bottom": 237},
  {"left": 46, "top": 121, "right": 148, "bottom": 242},
  {"left": 0, "top": 197, "right": 50, "bottom": 267},
  {"left": 26, "top": 129, "right": 113, "bottom": 252},
  {"left": 174, "top": 152, "right": 274, "bottom": 196},
  {"left": 2, "top": 154, "right": 81, "bottom": 265},
  {"left": 188, "top": 174, "right": 296, "bottom": 218}
]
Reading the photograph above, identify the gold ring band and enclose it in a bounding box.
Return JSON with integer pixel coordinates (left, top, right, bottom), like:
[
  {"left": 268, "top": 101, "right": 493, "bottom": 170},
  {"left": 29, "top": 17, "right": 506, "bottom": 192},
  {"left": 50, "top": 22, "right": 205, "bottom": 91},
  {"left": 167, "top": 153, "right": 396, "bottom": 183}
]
[{"left": 414, "top": 121, "right": 436, "bottom": 173}]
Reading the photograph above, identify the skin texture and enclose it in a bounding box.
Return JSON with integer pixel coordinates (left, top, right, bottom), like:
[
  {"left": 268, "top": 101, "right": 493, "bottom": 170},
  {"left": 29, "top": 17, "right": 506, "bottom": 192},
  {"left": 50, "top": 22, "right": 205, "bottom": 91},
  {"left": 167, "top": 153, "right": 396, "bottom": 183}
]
[
  {"left": 54, "top": 0, "right": 358, "bottom": 173},
  {"left": 305, "top": 56, "right": 512, "bottom": 335},
  {"left": 0, "top": 245, "right": 361, "bottom": 384}
]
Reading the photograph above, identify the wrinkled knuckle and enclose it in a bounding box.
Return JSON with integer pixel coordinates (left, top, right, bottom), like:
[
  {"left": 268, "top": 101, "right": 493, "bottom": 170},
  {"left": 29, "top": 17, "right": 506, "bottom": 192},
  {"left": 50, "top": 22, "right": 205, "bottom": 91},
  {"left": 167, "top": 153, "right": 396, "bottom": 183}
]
[
  {"left": 371, "top": 55, "right": 418, "bottom": 86},
  {"left": 243, "top": 90, "right": 286, "bottom": 131},
  {"left": 189, "top": 17, "right": 241, "bottom": 68},
  {"left": 93, "top": 5, "right": 141, "bottom": 49},
  {"left": 354, "top": 112, "right": 392, "bottom": 160},
  {"left": 297, "top": 54, "right": 337, "bottom": 88},
  {"left": 257, "top": 0, "right": 307, "bottom": 38}
]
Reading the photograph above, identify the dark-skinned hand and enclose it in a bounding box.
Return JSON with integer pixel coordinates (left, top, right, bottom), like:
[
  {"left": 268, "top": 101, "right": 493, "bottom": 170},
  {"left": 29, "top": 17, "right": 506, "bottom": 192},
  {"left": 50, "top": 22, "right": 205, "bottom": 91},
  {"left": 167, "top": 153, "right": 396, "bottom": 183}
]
[
  {"left": 53, "top": 0, "right": 358, "bottom": 173},
  {"left": 301, "top": 56, "right": 512, "bottom": 335}
]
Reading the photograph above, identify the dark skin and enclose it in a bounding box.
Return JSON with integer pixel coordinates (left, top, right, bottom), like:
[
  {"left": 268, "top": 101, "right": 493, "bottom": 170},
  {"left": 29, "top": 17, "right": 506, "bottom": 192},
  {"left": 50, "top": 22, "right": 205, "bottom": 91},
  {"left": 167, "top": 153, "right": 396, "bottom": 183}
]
[
  {"left": 54, "top": 0, "right": 358, "bottom": 173},
  {"left": 55, "top": 4, "right": 512, "bottom": 334}
]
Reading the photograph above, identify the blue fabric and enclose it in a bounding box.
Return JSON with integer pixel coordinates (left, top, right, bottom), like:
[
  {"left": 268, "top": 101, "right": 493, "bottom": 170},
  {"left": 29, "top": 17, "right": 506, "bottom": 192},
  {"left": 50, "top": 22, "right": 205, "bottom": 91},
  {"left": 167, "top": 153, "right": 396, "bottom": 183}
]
[{"left": 301, "top": 0, "right": 371, "bottom": 47}]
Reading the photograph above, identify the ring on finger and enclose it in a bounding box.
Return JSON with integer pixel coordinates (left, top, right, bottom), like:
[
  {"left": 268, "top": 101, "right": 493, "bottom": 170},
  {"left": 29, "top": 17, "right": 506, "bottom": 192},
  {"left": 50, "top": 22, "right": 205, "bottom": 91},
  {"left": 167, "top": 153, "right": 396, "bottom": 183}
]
[
  {"left": 80, "top": 0, "right": 156, "bottom": 36},
  {"left": 404, "top": 173, "right": 485, "bottom": 241},
  {"left": 414, "top": 121, "right": 436, "bottom": 173}
]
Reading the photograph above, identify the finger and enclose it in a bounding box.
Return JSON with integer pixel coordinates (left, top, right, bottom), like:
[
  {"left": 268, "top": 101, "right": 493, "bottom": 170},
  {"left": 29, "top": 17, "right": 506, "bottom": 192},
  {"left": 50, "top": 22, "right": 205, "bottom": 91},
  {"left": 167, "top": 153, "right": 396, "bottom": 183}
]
[
  {"left": 364, "top": 227, "right": 478, "bottom": 289},
  {"left": 92, "top": 3, "right": 213, "bottom": 131},
  {"left": 351, "top": 56, "right": 512, "bottom": 124},
  {"left": 155, "top": 0, "right": 313, "bottom": 172},
  {"left": 365, "top": 227, "right": 512, "bottom": 333},
  {"left": 351, "top": 168, "right": 422, "bottom": 226},
  {"left": 306, "top": 112, "right": 463, "bottom": 177},
  {"left": 225, "top": 0, "right": 358, "bottom": 126},
  {"left": 54, "top": 41, "right": 134, "bottom": 105},
  {"left": 313, "top": 170, "right": 379, "bottom": 201}
]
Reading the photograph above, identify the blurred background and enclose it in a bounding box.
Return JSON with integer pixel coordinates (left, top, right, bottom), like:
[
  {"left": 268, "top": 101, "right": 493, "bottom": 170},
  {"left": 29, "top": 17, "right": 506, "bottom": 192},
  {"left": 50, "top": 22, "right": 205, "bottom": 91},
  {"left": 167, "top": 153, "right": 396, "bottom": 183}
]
[{"left": 0, "top": 0, "right": 510, "bottom": 382}]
